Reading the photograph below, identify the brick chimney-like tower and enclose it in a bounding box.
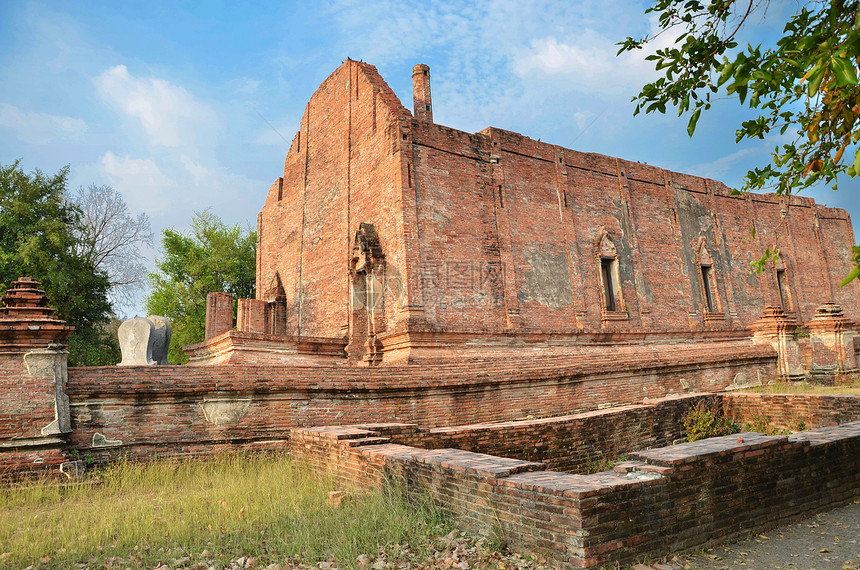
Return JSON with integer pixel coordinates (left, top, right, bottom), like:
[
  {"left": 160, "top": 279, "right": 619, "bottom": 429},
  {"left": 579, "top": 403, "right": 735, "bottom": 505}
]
[{"left": 412, "top": 64, "right": 433, "bottom": 122}]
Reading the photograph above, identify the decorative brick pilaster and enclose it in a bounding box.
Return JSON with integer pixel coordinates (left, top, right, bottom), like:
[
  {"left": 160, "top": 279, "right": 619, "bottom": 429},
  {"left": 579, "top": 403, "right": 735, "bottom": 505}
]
[
  {"left": 205, "top": 292, "right": 234, "bottom": 340},
  {"left": 237, "top": 298, "right": 269, "bottom": 334},
  {"left": 750, "top": 305, "right": 804, "bottom": 380},
  {"left": 0, "top": 277, "right": 74, "bottom": 477},
  {"left": 806, "top": 302, "right": 857, "bottom": 376}
]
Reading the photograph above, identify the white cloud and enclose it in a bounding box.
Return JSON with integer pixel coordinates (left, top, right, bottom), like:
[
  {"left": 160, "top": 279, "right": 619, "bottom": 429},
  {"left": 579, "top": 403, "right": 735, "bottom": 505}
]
[
  {"left": 685, "top": 147, "right": 763, "bottom": 179},
  {"left": 573, "top": 111, "right": 595, "bottom": 131},
  {"left": 228, "top": 77, "right": 261, "bottom": 95},
  {"left": 515, "top": 36, "right": 605, "bottom": 75},
  {"left": 0, "top": 103, "right": 87, "bottom": 144},
  {"left": 316, "top": 0, "right": 657, "bottom": 138},
  {"left": 180, "top": 154, "right": 210, "bottom": 186},
  {"left": 100, "top": 151, "right": 175, "bottom": 215},
  {"left": 511, "top": 19, "right": 676, "bottom": 94},
  {"left": 94, "top": 65, "right": 216, "bottom": 148}
]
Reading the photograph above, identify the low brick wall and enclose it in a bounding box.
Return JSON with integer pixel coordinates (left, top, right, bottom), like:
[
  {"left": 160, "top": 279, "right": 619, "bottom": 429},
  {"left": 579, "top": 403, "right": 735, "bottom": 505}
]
[
  {"left": 292, "top": 421, "right": 860, "bottom": 568},
  {"left": 64, "top": 341, "right": 774, "bottom": 461},
  {"left": 396, "top": 393, "right": 860, "bottom": 474},
  {"left": 410, "top": 394, "right": 701, "bottom": 473},
  {"left": 722, "top": 393, "right": 860, "bottom": 430}
]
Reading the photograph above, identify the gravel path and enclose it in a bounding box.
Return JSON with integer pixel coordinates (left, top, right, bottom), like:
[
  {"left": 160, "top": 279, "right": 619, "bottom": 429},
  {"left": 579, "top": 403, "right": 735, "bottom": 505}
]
[{"left": 644, "top": 500, "right": 860, "bottom": 570}]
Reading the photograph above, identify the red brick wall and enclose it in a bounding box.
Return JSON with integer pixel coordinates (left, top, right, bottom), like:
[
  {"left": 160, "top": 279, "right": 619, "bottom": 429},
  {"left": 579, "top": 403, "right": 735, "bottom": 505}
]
[
  {"left": 0, "top": 447, "right": 67, "bottom": 479},
  {"left": 419, "top": 390, "right": 860, "bottom": 470},
  {"left": 205, "top": 292, "right": 234, "bottom": 340},
  {"left": 820, "top": 210, "right": 860, "bottom": 311},
  {"left": 64, "top": 343, "right": 774, "bottom": 459},
  {"left": 409, "top": 123, "right": 860, "bottom": 334},
  {"left": 291, "top": 419, "right": 860, "bottom": 568},
  {"left": 722, "top": 392, "right": 860, "bottom": 429},
  {"left": 0, "top": 353, "right": 59, "bottom": 440},
  {"left": 395, "top": 392, "right": 860, "bottom": 475},
  {"left": 413, "top": 395, "right": 701, "bottom": 473},
  {"left": 255, "top": 60, "right": 860, "bottom": 352}
]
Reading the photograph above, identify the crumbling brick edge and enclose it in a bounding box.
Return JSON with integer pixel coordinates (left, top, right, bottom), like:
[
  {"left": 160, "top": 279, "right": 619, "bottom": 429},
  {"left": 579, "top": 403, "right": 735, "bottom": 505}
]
[{"left": 291, "top": 412, "right": 860, "bottom": 569}]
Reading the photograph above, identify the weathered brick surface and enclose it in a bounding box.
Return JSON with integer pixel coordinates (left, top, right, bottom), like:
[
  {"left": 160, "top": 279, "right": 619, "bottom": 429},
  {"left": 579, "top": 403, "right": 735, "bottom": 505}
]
[
  {"left": 0, "top": 446, "right": 68, "bottom": 479},
  {"left": 393, "top": 392, "right": 860, "bottom": 475},
  {"left": 0, "top": 353, "right": 62, "bottom": 441},
  {"left": 292, "top": 419, "right": 860, "bottom": 569},
  {"left": 254, "top": 60, "right": 860, "bottom": 363},
  {"left": 0, "top": 278, "right": 74, "bottom": 477},
  {"left": 722, "top": 392, "right": 860, "bottom": 429},
  {"left": 412, "top": 394, "right": 703, "bottom": 473},
  {"left": 65, "top": 342, "right": 773, "bottom": 459},
  {"left": 257, "top": 60, "right": 411, "bottom": 345},
  {"left": 205, "top": 292, "right": 234, "bottom": 340}
]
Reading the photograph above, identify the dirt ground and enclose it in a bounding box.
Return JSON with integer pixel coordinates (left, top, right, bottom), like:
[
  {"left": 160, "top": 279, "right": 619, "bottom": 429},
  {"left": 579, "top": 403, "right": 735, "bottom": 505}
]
[{"left": 635, "top": 500, "right": 860, "bottom": 570}]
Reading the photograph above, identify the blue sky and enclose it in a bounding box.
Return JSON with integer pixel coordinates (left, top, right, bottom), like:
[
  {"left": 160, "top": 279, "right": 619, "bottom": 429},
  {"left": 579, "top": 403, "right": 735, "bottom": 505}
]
[{"left": 1, "top": 1, "right": 857, "bottom": 316}]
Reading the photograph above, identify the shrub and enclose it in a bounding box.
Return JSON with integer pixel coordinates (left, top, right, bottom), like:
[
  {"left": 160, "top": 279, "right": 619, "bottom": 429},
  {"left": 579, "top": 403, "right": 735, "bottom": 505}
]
[
  {"left": 743, "top": 414, "right": 793, "bottom": 436},
  {"left": 682, "top": 400, "right": 740, "bottom": 442}
]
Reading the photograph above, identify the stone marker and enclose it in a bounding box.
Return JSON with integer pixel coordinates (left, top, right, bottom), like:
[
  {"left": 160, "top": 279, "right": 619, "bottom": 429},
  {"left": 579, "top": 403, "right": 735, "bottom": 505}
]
[
  {"left": 118, "top": 315, "right": 171, "bottom": 365},
  {"left": 147, "top": 315, "right": 172, "bottom": 365},
  {"left": 118, "top": 317, "right": 154, "bottom": 365}
]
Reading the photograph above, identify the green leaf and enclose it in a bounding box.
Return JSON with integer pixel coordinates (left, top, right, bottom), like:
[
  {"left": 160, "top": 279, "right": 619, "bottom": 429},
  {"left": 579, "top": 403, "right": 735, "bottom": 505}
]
[
  {"left": 687, "top": 108, "right": 702, "bottom": 137},
  {"left": 736, "top": 84, "right": 748, "bottom": 104},
  {"left": 717, "top": 60, "right": 734, "bottom": 86},
  {"left": 807, "top": 63, "right": 827, "bottom": 96},
  {"left": 840, "top": 266, "right": 860, "bottom": 286},
  {"left": 831, "top": 56, "right": 859, "bottom": 86}
]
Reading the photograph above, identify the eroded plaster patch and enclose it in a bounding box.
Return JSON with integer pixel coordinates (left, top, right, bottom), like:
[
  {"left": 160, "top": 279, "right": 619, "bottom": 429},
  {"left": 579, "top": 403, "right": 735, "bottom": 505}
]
[
  {"left": 24, "top": 348, "right": 71, "bottom": 434},
  {"left": 24, "top": 350, "right": 55, "bottom": 378},
  {"left": 724, "top": 372, "right": 763, "bottom": 391},
  {"left": 199, "top": 399, "right": 252, "bottom": 425},
  {"left": 92, "top": 433, "right": 123, "bottom": 448},
  {"left": 520, "top": 249, "right": 573, "bottom": 311}
]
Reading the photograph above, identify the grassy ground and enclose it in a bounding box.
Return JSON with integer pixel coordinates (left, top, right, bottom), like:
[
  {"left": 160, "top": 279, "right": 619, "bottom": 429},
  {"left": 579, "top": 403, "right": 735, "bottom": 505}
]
[
  {"left": 0, "top": 452, "right": 442, "bottom": 569},
  {"left": 750, "top": 377, "right": 860, "bottom": 395}
]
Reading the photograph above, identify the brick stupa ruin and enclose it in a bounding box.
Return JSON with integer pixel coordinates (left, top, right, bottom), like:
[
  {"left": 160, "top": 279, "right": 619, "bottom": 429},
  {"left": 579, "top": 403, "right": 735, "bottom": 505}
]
[{"left": 186, "top": 59, "right": 859, "bottom": 373}]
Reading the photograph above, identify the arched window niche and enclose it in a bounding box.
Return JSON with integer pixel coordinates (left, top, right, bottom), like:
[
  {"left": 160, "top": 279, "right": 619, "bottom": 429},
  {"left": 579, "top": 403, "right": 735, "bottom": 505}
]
[
  {"left": 265, "top": 272, "right": 288, "bottom": 336},
  {"left": 774, "top": 257, "right": 794, "bottom": 314},
  {"left": 594, "top": 228, "right": 627, "bottom": 323},
  {"left": 694, "top": 238, "right": 726, "bottom": 324}
]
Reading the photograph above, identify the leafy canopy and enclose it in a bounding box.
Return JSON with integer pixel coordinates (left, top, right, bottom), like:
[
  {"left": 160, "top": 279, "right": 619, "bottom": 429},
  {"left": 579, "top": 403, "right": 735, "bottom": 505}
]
[
  {"left": 619, "top": 0, "right": 860, "bottom": 281},
  {"left": 145, "top": 210, "right": 256, "bottom": 364},
  {"left": 0, "top": 161, "right": 117, "bottom": 366}
]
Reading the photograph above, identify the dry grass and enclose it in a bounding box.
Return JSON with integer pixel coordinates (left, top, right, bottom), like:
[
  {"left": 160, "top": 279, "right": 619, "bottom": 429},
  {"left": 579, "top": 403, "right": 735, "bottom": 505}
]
[
  {"left": 0, "top": 452, "right": 438, "bottom": 569},
  {"left": 750, "top": 377, "right": 860, "bottom": 395}
]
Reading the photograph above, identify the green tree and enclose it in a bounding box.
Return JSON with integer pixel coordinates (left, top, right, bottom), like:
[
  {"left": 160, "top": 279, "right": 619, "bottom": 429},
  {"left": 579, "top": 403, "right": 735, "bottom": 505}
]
[
  {"left": 0, "top": 161, "right": 118, "bottom": 366},
  {"left": 619, "top": 0, "right": 860, "bottom": 281},
  {"left": 145, "top": 210, "right": 256, "bottom": 364}
]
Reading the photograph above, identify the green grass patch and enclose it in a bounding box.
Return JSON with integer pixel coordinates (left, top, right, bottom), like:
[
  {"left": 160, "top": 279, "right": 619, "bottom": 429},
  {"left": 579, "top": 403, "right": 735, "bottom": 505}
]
[{"left": 0, "top": 452, "right": 439, "bottom": 569}]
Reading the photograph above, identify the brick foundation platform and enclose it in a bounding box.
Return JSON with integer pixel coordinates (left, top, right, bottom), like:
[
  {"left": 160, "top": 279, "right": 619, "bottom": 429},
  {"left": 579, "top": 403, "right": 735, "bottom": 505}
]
[{"left": 291, "top": 393, "right": 860, "bottom": 568}]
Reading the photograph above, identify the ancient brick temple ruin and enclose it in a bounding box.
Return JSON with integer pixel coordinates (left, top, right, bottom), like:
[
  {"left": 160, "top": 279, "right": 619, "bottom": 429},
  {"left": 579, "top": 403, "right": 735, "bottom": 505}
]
[
  {"left": 2, "top": 60, "right": 860, "bottom": 567},
  {"left": 187, "top": 59, "right": 859, "bottom": 376}
]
